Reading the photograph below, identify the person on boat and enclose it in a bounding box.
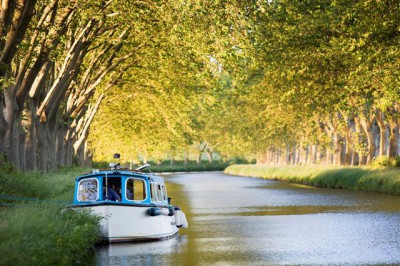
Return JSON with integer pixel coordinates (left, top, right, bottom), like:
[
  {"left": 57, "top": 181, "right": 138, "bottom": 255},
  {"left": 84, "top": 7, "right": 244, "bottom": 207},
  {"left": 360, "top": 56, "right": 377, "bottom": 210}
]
[
  {"left": 104, "top": 184, "right": 121, "bottom": 201},
  {"left": 126, "top": 184, "right": 134, "bottom": 200}
]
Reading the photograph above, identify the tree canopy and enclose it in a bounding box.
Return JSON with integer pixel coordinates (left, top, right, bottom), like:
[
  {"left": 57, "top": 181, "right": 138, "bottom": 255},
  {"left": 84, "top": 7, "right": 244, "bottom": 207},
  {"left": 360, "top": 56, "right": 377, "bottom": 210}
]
[{"left": 1, "top": 0, "right": 400, "bottom": 170}]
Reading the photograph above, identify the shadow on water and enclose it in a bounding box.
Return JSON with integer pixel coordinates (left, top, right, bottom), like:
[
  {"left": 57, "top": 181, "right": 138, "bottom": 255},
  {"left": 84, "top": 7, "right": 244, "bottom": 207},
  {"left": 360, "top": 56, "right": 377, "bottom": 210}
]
[{"left": 88, "top": 171, "right": 400, "bottom": 265}]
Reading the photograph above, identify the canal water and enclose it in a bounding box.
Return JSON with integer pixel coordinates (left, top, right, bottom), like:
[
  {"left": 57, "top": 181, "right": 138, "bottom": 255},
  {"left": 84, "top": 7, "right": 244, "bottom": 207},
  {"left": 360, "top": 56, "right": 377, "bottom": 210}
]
[{"left": 91, "top": 172, "right": 400, "bottom": 265}]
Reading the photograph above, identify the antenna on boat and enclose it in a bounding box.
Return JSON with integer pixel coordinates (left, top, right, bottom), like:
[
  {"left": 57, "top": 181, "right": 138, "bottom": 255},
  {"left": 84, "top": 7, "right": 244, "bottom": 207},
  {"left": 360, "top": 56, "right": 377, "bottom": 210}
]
[{"left": 109, "top": 153, "right": 121, "bottom": 170}]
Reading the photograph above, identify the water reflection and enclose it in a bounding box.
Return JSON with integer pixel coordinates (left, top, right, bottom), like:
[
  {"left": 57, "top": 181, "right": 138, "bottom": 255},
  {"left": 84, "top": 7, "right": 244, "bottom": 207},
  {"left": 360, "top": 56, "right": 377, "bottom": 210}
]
[
  {"left": 91, "top": 171, "right": 400, "bottom": 265},
  {"left": 94, "top": 236, "right": 188, "bottom": 266}
]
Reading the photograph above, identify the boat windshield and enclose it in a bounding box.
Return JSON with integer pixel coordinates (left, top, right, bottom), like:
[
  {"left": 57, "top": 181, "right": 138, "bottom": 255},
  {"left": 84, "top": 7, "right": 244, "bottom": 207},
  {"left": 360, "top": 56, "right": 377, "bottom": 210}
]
[
  {"left": 77, "top": 178, "right": 99, "bottom": 202},
  {"left": 126, "top": 178, "right": 146, "bottom": 201}
]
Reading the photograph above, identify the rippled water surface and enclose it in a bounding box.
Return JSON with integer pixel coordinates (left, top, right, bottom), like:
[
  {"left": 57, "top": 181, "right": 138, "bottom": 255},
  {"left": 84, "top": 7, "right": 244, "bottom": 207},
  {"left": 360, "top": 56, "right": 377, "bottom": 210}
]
[{"left": 92, "top": 172, "right": 400, "bottom": 265}]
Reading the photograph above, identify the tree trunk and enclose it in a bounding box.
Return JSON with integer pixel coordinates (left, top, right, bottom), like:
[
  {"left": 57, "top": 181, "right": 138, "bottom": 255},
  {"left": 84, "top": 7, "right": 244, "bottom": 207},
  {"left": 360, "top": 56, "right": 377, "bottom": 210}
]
[
  {"left": 82, "top": 140, "right": 92, "bottom": 167},
  {"left": 333, "top": 133, "right": 342, "bottom": 165},
  {"left": 344, "top": 118, "right": 354, "bottom": 165},
  {"left": 269, "top": 148, "right": 274, "bottom": 165},
  {"left": 360, "top": 116, "right": 376, "bottom": 164},
  {"left": 0, "top": 93, "right": 8, "bottom": 156},
  {"left": 325, "top": 144, "right": 332, "bottom": 165},
  {"left": 207, "top": 150, "right": 213, "bottom": 163},
  {"left": 298, "top": 143, "right": 307, "bottom": 165},
  {"left": 354, "top": 116, "right": 367, "bottom": 165},
  {"left": 46, "top": 120, "right": 57, "bottom": 170},
  {"left": 388, "top": 118, "right": 399, "bottom": 157},
  {"left": 0, "top": 0, "right": 38, "bottom": 78},
  {"left": 4, "top": 85, "right": 20, "bottom": 168},
  {"left": 183, "top": 150, "right": 188, "bottom": 167},
  {"left": 17, "top": 116, "right": 26, "bottom": 170},
  {"left": 196, "top": 152, "right": 201, "bottom": 165},
  {"left": 351, "top": 151, "right": 358, "bottom": 166},
  {"left": 277, "top": 147, "right": 282, "bottom": 165},
  {"left": 375, "top": 110, "right": 387, "bottom": 157},
  {"left": 36, "top": 121, "right": 48, "bottom": 172},
  {"left": 285, "top": 144, "right": 291, "bottom": 165},
  {"left": 311, "top": 144, "right": 317, "bottom": 164}
]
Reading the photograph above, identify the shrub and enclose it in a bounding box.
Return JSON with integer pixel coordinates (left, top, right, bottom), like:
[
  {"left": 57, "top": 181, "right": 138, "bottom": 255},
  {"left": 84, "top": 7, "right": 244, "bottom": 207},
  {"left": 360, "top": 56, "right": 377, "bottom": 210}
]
[
  {"left": 371, "top": 156, "right": 400, "bottom": 167},
  {"left": 0, "top": 206, "right": 100, "bottom": 266},
  {"left": 0, "top": 154, "right": 15, "bottom": 174},
  {"left": 0, "top": 167, "right": 100, "bottom": 265}
]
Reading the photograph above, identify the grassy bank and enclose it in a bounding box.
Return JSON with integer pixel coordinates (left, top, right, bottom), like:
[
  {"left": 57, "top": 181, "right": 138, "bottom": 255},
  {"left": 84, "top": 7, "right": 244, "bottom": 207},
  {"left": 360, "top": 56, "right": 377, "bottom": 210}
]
[
  {"left": 93, "top": 159, "right": 253, "bottom": 173},
  {"left": 0, "top": 167, "right": 100, "bottom": 265},
  {"left": 225, "top": 164, "right": 400, "bottom": 195},
  {"left": 151, "top": 161, "right": 230, "bottom": 172}
]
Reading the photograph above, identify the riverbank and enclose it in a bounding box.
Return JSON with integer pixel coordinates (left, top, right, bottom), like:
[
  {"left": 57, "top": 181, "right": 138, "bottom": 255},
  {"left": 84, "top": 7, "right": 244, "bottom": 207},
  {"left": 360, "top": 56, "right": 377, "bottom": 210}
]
[
  {"left": 93, "top": 159, "right": 253, "bottom": 173},
  {"left": 0, "top": 167, "right": 100, "bottom": 265},
  {"left": 224, "top": 164, "right": 400, "bottom": 195}
]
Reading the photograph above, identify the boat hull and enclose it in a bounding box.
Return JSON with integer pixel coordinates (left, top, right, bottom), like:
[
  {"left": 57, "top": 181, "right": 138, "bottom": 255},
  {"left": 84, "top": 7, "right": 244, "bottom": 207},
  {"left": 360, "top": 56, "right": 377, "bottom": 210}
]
[{"left": 76, "top": 204, "right": 179, "bottom": 243}]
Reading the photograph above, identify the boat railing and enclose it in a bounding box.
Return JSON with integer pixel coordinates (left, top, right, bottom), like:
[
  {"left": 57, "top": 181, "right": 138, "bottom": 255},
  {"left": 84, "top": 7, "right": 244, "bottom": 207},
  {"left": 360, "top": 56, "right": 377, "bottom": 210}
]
[{"left": 89, "top": 165, "right": 152, "bottom": 175}]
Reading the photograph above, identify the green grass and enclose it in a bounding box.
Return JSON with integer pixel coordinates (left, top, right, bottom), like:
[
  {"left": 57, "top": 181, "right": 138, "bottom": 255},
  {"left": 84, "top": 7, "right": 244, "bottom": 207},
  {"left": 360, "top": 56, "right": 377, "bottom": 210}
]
[
  {"left": 151, "top": 161, "right": 230, "bottom": 172},
  {"left": 93, "top": 159, "right": 252, "bottom": 173},
  {"left": 0, "top": 167, "right": 101, "bottom": 266},
  {"left": 0, "top": 167, "right": 87, "bottom": 201},
  {"left": 224, "top": 164, "right": 400, "bottom": 195}
]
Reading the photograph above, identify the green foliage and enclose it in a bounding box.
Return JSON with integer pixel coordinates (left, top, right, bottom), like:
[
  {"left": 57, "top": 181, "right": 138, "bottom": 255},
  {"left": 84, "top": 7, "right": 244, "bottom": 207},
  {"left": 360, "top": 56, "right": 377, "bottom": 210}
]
[
  {"left": 225, "top": 164, "right": 400, "bottom": 195},
  {"left": 0, "top": 155, "right": 15, "bottom": 174},
  {"left": 87, "top": 0, "right": 254, "bottom": 163},
  {"left": 215, "top": 0, "right": 400, "bottom": 163},
  {"left": 0, "top": 168, "right": 100, "bottom": 265},
  {"left": 0, "top": 207, "right": 100, "bottom": 266},
  {"left": 371, "top": 156, "right": 400, "bottom": 168},
  {"left": 0, "top": 167, "right": 89, "bottom": 200}
]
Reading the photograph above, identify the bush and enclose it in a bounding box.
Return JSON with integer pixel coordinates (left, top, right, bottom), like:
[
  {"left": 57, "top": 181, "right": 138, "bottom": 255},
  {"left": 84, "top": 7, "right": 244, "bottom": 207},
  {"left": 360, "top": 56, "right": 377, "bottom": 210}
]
[
  {"left": 0, "top": 206, "right": 100, "bottom": 266},
  {"left": 371, "top": 156, "right": 400, "bottom": 167},
  {"left": 0, "top": 154, "right": 15, "bottom": 174},
  {"left": 0, "top": 167, "right": 100, "bottom": 265}
]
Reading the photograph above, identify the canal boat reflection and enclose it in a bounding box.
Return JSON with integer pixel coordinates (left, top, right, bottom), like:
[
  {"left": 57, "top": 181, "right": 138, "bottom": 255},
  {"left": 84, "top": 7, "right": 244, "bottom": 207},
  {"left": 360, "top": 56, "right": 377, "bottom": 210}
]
[{"left": 94, "top": 236, "right": 188, "bottom": 265}]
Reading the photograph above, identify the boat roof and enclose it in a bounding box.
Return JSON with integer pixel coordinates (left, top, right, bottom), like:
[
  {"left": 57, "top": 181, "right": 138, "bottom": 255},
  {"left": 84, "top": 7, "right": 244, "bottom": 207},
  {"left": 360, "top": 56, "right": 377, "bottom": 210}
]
[{"left": 76, "top": 169, "right": 165, "bottom": 183}]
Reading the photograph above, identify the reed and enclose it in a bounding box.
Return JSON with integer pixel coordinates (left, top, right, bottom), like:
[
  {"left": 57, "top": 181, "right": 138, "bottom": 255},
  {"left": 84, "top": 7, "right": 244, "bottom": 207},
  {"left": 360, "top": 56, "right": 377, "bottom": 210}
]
[
  {"left": 0, "top": 167, "right": 101, "bottom": 266},
  {"left": 224, "top": 164, "right": 400, "bottom": 195}
]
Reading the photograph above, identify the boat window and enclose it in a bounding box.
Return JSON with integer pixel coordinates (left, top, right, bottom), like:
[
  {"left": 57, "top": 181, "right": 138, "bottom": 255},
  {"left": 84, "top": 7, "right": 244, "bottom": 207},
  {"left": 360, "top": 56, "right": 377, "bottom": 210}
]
[
  {"left": 78, "top": 178, "right": 99, "bottom": 202},
  {"left": 103, "top": 177, "right": 122, "bottom": 201},
  {"left": 150, "top": 183, "right": 156, "bottom": 201},
  {"left": 150, "top": 183, "right": 165, "bottom": 202},
  {"left": 126, "top": 178, "right": 146, "bottom": 201},
  {"left": 156, "top": 184, "right": 163, "bottom": 201},
  {"left": 162, "top": 185, "right": 167, "bottom": 201}
]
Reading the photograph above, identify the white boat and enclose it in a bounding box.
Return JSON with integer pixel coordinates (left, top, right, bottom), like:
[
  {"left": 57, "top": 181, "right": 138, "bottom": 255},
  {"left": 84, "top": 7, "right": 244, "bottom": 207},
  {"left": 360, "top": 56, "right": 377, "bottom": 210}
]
[{"left": 71, "top": 156, "right": 188, "bottom": 243}]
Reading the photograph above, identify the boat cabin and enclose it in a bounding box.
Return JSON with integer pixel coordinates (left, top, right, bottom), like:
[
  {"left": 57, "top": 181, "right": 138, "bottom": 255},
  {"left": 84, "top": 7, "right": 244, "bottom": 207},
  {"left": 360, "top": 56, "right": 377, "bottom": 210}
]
[{"left": 72, "top": 170, "right": 169, "bottom": 206}]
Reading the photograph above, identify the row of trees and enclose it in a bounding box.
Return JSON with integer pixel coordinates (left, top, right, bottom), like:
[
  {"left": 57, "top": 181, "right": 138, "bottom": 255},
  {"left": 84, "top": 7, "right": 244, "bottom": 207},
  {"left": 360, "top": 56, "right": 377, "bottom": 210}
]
[
  {"left": 91, "top": 0, "right": 400, "bottom": 167},
  {"left": 243, "top": 0, "right": 400, "bottom": 166},
  {"left": 4, "top": 0, "right": 400, "bottom": 169},
  {"left": 88, "top": 1, "right": 253, "bottom": 164},
  {"left": 0, "top": 0, "right": 176, "bottom": 170},
  {"left": 0, "top": 0, "right": 251, "bottom": 170}
]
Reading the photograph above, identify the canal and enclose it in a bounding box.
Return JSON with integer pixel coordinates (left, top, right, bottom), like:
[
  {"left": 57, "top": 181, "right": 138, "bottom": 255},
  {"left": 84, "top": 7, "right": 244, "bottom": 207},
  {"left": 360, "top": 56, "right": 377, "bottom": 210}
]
[{"left": 91, "top": 172, "right": 400, "bottom": 265}]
